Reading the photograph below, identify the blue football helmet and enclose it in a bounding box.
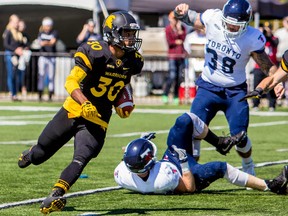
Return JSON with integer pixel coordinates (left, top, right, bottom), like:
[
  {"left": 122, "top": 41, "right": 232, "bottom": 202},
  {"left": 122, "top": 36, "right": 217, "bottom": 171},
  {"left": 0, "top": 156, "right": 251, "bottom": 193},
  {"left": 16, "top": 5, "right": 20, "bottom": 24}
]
[
  {"left": 222, "top": 0, "right": 252, "bottom": 38},
  {"left": 103, "top": 11, "right": 142, "bottom": 51},
  {"left": 123, "top": 138, "right": 157, "bottom": 173}
]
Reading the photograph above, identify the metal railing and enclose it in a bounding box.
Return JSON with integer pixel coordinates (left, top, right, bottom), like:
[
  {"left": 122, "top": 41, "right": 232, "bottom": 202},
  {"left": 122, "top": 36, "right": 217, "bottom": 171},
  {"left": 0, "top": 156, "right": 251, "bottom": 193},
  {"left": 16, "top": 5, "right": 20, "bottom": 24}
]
[
  {"left": 0, "top": 51, "right": 203, "bottom": 104},
  {"left": 0, "top": 51, "right": 75, "bottom": 99}
]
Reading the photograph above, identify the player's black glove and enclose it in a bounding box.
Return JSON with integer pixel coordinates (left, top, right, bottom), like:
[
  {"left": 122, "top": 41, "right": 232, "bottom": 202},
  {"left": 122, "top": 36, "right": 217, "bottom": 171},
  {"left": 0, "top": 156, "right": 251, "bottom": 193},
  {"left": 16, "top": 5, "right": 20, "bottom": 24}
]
[{"left": 238, "top": 88, "right": 264, "bottom": 102}]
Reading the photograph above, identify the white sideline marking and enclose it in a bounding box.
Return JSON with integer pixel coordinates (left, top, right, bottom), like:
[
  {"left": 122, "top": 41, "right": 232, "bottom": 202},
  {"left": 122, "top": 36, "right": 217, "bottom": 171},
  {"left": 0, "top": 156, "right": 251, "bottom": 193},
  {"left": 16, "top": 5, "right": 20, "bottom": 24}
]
[
  {"left": 0, "top": 186, "right": 122, "bottom": 210},
  {"left": 0, "top": 106, "right": 59, "bottom": 112},
  {"left": 0, "top": 121, "right": 48, "bottom": 125},
  {"left": 0, "top": 120, "right": 287, "bottom": 145},
  {"left": 1, "top": 105, "right": 288, "bottom": 116},
  {"left": 0, "top": 114, "right": 54, "bottom": 120},
  {"left": 276, "top": 149, "right": 288, "bottom": 152},
  {"left": 108, "top": 120, "right": 288, "bottom": 138}
]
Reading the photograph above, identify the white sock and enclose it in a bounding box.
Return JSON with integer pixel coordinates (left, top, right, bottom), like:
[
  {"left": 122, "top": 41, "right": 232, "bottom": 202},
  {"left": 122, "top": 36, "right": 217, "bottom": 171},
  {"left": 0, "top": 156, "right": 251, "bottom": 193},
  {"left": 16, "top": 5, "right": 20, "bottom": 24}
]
[
  {"left": 224, "top": 163, "right": 248, "bottom": 187},
  {"left": 242, "top": 157, "right": 253, "bottom": 165}
]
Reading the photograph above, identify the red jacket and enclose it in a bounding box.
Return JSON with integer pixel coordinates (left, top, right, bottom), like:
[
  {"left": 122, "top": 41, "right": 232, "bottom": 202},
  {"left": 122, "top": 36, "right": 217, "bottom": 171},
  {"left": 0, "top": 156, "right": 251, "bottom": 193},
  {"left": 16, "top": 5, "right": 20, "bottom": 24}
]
[
  {"left": 255, "top": 35, "right": 278, "bottom": 69},
  {"left": 165, "top": 24, "right": 187, "bottom": 60}
]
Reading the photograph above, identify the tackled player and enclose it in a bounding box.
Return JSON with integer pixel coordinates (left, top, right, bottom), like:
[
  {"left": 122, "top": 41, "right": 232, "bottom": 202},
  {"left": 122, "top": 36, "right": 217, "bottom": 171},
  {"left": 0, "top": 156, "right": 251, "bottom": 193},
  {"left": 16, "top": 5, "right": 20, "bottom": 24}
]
[
  {"left": 115, "top": 113, "right": 288, "bottom": 195},
  {"left": 17, "top": 11, "right": 143, "bottom": 214}
]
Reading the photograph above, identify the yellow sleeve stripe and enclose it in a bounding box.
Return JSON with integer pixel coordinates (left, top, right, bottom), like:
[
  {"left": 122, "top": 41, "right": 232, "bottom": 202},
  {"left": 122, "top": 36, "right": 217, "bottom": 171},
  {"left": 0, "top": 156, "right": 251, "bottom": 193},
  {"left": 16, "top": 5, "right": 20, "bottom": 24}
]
[
  {"left": 281, "top": 59, "right": 288, "bottom": 73},
  {"left": 74, "top": 52, "right": 92, "bottom": 70},
  {"left": 65, "top": 66, "right": 87, "bottom": 95}
]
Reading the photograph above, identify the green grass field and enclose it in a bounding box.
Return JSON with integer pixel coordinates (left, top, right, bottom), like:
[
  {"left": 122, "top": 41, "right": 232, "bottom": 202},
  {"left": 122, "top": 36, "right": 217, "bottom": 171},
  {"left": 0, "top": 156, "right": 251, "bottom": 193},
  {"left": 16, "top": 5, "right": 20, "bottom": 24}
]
[{"left": 0, "top": 101, "right": 288, "bottom": 216}]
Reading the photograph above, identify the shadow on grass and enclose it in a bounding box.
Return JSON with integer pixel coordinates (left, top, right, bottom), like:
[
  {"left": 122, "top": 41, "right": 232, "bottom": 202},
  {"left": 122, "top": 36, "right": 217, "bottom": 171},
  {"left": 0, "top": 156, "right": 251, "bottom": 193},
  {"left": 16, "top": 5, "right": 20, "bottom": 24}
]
[{"left": 64, "top": 206, "right": 230, "bottom": 215}]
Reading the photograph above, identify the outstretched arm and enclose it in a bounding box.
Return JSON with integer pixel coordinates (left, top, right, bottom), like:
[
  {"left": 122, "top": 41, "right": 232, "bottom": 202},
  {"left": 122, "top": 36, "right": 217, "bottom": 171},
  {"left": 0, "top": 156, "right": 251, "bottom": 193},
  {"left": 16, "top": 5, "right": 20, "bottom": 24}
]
[
  {"left": 251, "top": 51, "right": 277, "bottom": 76},
  {"left": 174, "top": 3, "right": 204, "bottom": 30},
  {"left": 257, "top": 69, "right": 287, "bottom": 98},
  {"left": 240, "top": 50, "right": 288, "bottom": 101}
]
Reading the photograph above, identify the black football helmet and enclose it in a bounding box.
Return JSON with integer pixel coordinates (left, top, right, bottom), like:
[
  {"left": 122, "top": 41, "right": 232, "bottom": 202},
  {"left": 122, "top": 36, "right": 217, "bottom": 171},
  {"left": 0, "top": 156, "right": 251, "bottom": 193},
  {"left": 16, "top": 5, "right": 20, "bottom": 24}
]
[
  {"left": 222, "top": 0, "right": 252, "bottom": 38},
  {"left": 123, "top": 138, "right": 157, "bottom": 173},
  {"left": 103, "top": 11, "right": 142, "bottom": 51}
]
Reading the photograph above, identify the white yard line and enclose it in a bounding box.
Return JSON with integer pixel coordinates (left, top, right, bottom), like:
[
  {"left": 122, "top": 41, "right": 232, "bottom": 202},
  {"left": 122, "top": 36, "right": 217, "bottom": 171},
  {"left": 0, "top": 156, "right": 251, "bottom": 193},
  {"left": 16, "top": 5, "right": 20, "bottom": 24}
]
[
  {"left": 1, "top": 159, "right": 288, "bottom": 210},
  {"left": 1, "top": 105, "right": 288, "bottom": 116},
  {"left": 1, "top": 105, "right": 288, "bottom": 209},
  {"left": 0, "top": 186, "right": 122, "bottom": 210},
  {"left": 0, "top": 120, "right": 287, "bottom": 144}
]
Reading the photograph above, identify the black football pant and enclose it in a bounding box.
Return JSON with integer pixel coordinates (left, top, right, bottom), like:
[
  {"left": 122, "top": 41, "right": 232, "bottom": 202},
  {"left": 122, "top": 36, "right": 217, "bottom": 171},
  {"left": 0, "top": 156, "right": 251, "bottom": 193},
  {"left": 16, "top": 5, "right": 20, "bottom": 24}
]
[{"left": 30, "top": 107, "right": 106, "bottom": 188}]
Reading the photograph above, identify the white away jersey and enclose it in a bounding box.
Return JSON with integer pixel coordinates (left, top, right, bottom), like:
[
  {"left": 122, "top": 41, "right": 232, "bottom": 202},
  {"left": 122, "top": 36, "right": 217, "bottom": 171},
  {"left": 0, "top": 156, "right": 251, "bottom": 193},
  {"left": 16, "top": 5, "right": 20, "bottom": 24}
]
[
  {"left": 200, "top": 9, "right": 266, "bottom": 87},
  {"left": 114, "top": 161, "right": 180, "bottom": 194}
]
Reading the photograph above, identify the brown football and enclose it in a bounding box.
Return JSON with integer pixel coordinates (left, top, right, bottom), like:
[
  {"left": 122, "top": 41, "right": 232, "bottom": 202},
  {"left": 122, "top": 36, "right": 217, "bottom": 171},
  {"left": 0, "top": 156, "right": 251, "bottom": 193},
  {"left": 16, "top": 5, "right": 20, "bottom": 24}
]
[{"left": 114, "top": 85, "right": 134, "bottom": 113}]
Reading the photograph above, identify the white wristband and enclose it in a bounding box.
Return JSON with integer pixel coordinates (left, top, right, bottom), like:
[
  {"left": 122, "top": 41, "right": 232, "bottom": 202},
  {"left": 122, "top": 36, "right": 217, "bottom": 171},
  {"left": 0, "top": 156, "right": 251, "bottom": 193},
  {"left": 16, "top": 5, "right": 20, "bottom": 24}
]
[{"left": 181, "top": 161, "right": 189, "bottom": 173}]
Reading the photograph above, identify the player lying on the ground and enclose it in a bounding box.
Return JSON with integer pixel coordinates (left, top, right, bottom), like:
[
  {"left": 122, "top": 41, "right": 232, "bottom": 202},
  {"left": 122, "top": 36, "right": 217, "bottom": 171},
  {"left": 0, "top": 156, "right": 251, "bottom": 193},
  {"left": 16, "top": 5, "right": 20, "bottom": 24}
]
[
  {"left": 114, "top": 113, "right": 288, "bottom": 194},
  {"left": 240, "top": 50, "right": 288, "bottom": 101}
]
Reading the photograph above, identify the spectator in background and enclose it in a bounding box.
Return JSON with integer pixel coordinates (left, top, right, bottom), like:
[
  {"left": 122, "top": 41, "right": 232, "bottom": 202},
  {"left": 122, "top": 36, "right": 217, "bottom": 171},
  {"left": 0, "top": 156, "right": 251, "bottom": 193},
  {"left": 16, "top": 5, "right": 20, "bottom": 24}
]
[
  {"left": 2, "top": 14, "right": 24, "bottom": 101},
  {"left": 252, "top": 22, "right": 279, "bottom": 111},
  {"left": 18, "top": 19, "right": 32, "bottom": 97},
  {"left": 76, "top": 19, "right": 102, "bottom": 45},
  {"left": 274, "top": 16, "right": 288, "bottom": 62},
  {"left": 37, "top": 17, "right": 58, "bottom": 102},
  {"left": 274, "top": 16, "right": 288, "bottom": 105},
  {"left": 163, "top": 11, "right": 187, "bottom": 105}
]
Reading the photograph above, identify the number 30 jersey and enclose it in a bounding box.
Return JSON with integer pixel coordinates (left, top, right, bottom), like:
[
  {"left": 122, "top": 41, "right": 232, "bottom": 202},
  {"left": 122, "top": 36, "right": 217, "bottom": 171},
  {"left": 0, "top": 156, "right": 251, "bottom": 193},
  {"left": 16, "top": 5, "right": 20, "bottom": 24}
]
[
  {"left": 63, "top": 40, "right": 144, "bottom": 128},
  {"left": 200, "top": 9, "right": 266, "bottom": 87}
]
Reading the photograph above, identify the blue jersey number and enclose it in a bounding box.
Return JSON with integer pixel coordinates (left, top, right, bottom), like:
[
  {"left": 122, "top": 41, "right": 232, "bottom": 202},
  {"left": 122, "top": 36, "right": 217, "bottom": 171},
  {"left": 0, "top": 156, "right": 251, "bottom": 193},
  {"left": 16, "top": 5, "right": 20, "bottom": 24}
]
[{"left": 206, "top": 47, "right": 236, "bottom": 74}]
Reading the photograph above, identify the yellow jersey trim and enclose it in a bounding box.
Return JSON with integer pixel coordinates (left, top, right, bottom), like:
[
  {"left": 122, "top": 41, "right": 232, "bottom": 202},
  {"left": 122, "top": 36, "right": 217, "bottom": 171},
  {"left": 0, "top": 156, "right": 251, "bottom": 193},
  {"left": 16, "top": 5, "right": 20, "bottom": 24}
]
[
  {"left": 65, "top": 66, "right": 87, "bottom": 95},
  {"left": 74, "top": 52, "right": 92, "bottom": 70},
  {"left": 281, "top": 59, "right": 288, "bottom": 73}
]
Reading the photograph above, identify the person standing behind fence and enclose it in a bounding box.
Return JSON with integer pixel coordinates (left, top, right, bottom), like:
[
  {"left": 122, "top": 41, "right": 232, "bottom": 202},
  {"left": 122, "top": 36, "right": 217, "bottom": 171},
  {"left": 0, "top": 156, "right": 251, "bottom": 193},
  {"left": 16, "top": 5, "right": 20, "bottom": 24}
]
[
  {"left": 76, "top": 19, "right": 102, "bottom": 45},
  {"left": 37, "top": 17, "right": 58, "bottom": 102},
  {"left": 163, "top": 11, "right": 187, "bottom": 105},
  {"left": 18, "top": 19, "right": 32, "bottom": 97},
  {"left": 251, "top": 22, "right": 278, "bottom": 111},
  {"left": 2, "top": 14, "right": 24, "bottom": 101},
  {"left": 274, "top": 16, "right": 288, "bottom": 106}
]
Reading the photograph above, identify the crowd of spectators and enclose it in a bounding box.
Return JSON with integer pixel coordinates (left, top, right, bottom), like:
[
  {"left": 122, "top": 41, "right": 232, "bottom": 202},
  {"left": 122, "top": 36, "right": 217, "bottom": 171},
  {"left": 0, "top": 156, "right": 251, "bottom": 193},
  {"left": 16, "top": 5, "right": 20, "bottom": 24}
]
[{"left": 2, "top": 15, "right": 101, "bottom": 102}]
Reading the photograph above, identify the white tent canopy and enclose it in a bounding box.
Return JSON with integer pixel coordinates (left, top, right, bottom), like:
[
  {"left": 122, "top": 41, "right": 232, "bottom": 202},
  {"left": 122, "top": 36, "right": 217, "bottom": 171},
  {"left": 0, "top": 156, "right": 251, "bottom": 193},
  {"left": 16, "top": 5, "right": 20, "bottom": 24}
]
[{"left": 0, "top": 0, "right": 96, "bottom": 11}]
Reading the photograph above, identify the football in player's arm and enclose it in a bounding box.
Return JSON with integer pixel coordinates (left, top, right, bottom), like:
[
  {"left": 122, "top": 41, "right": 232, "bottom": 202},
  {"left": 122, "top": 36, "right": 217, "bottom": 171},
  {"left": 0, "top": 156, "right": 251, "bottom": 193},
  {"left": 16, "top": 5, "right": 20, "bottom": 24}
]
[
  {"left": 240, "top": 50, "right": 288, "bottom": 101},
  {"left": 17, "top": 11, "right": 143, "bottom": 214},
  {"left": 114, "top": 113, "right": 288, "bottom": 195}
]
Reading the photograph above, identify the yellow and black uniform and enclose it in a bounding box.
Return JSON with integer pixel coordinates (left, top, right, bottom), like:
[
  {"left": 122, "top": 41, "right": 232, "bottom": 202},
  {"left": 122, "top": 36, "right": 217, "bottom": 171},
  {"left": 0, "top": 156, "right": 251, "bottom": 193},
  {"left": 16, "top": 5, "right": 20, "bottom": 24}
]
[
  {"left": 26, "top": 40, "right": 143, "bottom": 192},
  {"left": 280, "top": 50, "right": 288, "bottom": 73},
  {"left": 17, "top": 10, "right": 144, "bottom": 214},
  {"left": 64, "top": 40, "right": 143, "bottom": 128}
]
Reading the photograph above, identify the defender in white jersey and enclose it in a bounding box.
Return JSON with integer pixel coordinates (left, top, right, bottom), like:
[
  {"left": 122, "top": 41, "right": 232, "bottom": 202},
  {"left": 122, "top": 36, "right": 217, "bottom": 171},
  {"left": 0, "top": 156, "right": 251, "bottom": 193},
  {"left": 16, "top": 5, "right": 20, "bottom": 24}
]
[
  {"left": 114, "top": 113, "right": 288, "bottom": 195},
  {"left": 174, "top": 0, "right": 279, "bottom": 176}
]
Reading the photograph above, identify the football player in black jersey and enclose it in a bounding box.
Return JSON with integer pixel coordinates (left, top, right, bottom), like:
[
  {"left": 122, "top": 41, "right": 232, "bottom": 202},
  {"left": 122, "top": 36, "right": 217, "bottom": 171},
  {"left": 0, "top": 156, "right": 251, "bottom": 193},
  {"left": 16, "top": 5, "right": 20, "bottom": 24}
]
[
  {"left": 240, "top": 50, "right": 288, "bottom": 101},
  {"left": 17, "top": 11, "right": 144, "bottom": 214}
]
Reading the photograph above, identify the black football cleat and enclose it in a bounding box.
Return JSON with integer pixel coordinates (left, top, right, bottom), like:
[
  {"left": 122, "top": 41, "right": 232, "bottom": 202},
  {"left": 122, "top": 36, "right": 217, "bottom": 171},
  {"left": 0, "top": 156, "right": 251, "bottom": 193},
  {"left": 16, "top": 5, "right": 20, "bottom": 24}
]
[
  {"left": 18, "top": 149, "right": 32, "bottom": 168},
  {"left": 265, "top": 165, "right": 288, "bottom": 195},
  {"left": 40, "top": 188, "right": 66, "bottom": 214},
  {"left": 216, "top": 131, "right": 247, "bottom": 155}
]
